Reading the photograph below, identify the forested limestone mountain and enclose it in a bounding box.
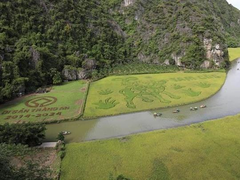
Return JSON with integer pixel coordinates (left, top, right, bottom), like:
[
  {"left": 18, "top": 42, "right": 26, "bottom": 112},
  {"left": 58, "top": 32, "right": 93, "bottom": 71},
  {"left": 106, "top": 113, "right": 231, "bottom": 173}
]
[{"left": 0, "top": 0, "right": 240, "bottom": 102}]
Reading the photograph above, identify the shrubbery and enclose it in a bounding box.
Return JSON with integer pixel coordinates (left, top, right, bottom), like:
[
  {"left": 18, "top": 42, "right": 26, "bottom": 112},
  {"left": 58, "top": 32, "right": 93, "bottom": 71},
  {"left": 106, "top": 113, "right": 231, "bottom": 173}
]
[
  {"left": 0, "top": 123, "right": 46, "bottom": 147},
  {"left": 0, "top": 143, "right": 52, "bottom": 180}
]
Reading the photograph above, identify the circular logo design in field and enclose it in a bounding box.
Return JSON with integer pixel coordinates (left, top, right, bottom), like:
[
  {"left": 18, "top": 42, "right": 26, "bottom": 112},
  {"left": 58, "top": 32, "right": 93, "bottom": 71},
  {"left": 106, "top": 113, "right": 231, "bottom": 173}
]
[{"left": 25, "top": 96, "right": 57, "bottom": 108}]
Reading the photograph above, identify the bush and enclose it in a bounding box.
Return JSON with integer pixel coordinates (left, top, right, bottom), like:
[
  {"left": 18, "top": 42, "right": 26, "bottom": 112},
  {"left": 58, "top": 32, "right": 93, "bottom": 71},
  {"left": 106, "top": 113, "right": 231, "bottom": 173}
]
[
  {"left": 0, "top": 143, "right": 52, "bottom": 180},
  {"left": 0, "top": 123, "right": 46, "bottom": 147},
  {"left": 117, "top": 175, "right": 131, "bottom": 180},
  {"left": 57, "top": 132, "right": 65, "bottom": 141},
  {"left": 60, "top": 150, "right": 66, "bottom": 160}
]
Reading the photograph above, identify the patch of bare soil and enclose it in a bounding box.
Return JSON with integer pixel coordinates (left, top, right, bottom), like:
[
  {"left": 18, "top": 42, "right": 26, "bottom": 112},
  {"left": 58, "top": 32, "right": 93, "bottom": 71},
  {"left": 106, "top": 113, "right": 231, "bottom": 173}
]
[
  {"left": 11, "top": 148, "right": 59, "bottom": 178},
  {"left": 80, "top": 87, "right": 86, "bottom": 92},
  {"left": 75, "top": 99, "right": 83, "bottom": 106}
]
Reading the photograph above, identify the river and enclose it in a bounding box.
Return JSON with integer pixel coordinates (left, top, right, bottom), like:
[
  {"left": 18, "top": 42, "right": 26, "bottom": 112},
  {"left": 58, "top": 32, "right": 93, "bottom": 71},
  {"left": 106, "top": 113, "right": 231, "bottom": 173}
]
[{"left": 45, "top": 59, "right": 240, "bottom": 143}]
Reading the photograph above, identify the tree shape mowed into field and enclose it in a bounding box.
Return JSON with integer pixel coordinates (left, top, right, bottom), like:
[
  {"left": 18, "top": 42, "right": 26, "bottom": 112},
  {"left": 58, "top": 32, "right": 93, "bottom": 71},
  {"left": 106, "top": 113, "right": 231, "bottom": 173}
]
[
  {"left": 0, "top": 81, "right": 88, "bottom": 124},
  {"left": 84, "top": 72, "right": 226, "bottom": 117}
]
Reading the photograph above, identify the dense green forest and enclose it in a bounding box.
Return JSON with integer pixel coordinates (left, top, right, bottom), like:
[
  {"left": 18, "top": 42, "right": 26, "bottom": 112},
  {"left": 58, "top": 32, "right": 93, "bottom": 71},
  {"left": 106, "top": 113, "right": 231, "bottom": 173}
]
[{"left": 1, "top": 0, "right": 240, "bottom": 102}]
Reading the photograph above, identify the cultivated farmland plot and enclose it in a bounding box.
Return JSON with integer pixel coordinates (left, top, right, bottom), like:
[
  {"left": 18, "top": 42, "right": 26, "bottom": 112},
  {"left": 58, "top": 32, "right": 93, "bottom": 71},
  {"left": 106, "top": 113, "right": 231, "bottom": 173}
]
[
  {"left": 84, "top": 72, "right": 226, "bottom": 118},
  {"left": 61, "top": 115, "right": 240, "bottom": 180},
  {"left": 0, "top": 81, "right": 88, "bottom": 124},
  {"left": 228, "top": 48, "right": 240, "bottom": 61}
]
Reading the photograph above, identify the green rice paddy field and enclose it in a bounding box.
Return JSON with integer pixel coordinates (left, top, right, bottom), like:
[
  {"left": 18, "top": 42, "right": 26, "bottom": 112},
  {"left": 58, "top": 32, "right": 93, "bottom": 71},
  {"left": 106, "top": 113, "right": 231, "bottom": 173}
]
[
  {"left": 84, "top": 72, "right": 226, "bottom": 118},
  {"left": 0, "top": 72, "right": 226, "bottom": 123},
  {"left": 0, "top": 80, "right": 88, "bottom": 124},
  {"left": 61, "top": 114, "right": 240, "bottom": 180},
  {"left": 228, "top": 48, "right": 240, "bottom": 61}
]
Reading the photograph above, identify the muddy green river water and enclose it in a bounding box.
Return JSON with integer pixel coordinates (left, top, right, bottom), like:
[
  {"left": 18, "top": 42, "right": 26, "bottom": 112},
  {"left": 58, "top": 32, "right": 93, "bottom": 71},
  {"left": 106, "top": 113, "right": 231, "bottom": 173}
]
[{"left": 45, "top": 59, "right": 240, "bottom": 143}]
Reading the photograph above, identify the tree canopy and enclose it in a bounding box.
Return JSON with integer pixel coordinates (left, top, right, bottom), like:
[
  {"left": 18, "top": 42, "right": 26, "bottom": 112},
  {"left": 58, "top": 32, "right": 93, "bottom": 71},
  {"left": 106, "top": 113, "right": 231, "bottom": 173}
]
[{"left": 0, "top": 123, "right": 46, "bottom": 147}]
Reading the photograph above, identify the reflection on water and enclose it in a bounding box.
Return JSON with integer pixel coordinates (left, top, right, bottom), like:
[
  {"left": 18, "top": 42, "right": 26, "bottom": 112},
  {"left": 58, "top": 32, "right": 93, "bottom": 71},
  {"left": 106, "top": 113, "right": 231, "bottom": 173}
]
[{"left": 46, "top": 59, "right": 240, "bottom": 143}]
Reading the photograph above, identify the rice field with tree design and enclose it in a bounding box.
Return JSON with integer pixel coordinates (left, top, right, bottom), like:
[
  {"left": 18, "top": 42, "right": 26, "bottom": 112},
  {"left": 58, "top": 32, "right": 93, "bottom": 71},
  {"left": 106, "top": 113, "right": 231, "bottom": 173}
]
[
  {"left": 0, "top": 81, "right": 88, "bottom": 124},
  {"left": 84, "top": 72, "right": 226, "bottom": 118}
]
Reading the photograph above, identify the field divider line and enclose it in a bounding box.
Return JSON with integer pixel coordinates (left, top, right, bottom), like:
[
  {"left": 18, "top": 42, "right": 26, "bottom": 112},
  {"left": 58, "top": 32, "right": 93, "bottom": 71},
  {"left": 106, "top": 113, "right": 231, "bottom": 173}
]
[{"left": 81, "top": 81, "right": 91, "bottom": 120}]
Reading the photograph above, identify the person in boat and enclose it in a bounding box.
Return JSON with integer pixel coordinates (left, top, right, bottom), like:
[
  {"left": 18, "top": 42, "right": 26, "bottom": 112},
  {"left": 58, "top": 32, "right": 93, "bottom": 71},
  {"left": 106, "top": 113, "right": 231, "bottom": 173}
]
[
  {"left": 173, "top": 109, "right": 180, "bottom": 113},
  {"left": 154, "top": 113, "right": 162, "bottom": 116},
  {"left": 200, "top": 105, "right": 207, "bottom": 108},
  {"left": 62, "top": 131, "right": 71, "bottom": 135},
  {"left": 190, "top": 107, "right": 193, "bottom": 111}
]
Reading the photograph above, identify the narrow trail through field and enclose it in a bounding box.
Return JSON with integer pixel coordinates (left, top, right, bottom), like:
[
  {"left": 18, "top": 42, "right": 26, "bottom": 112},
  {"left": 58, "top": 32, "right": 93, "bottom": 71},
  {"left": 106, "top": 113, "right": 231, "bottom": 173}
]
[{"left": 46, "top": 59, "right": 240, "bottom": 142}]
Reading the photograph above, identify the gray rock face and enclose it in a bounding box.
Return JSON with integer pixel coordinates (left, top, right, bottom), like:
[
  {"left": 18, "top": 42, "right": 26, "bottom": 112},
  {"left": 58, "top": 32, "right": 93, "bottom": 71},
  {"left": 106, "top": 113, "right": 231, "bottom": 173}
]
[
  {"left": 76, "top": 69, "right": 88, "bottom": 79},
  {"left": 62, "top": 68, "right": 77, "bottom": 81},
  {"left": 123, "top": 0, "right": 135, "bottom": 6},
  {"left": 137, "top": 52, "right": 158, "bottom": 63},
  {"left": 82, "top": 59, "right": 96, "bottom": 70},
  {"left": 109, "top": 20, "right": 127, "bottom": 38},
  {"left": 171, "top": 53, "right": 183, "bottom": 67},
  {"left": 63, "top": 59, "right": 96, "bottom": 81},
  {"left": 152, "top": 58, "right": 160, "bottom": 64},
  {"left": 62, "top": 67, "right": 89, "bottom": 80},
  {"left": 137, "top": 53, "right": 149, "bottom": 63},
  {"left": 200, "top": 60, "right": 211, "bottom": 69},
  {"left": 212, "top": 44, "right": 224, "bottom": 66},
  {"left": 29, "top": 46, "right": 40, "bottom": 68},
  {"left": 203, "top": 38, "right": 225, "bottom": 67},
  {"left": 163, "top": 59, "right": 170, "bottom": 65},
  {"left": 204, "top": 38, "right": 213, "bottom": 59}
]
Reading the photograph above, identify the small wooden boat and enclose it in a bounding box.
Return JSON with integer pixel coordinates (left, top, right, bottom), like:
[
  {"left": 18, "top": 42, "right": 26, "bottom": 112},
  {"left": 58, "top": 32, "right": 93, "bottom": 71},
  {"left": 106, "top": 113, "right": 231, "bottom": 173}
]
[
  {"left": 200, "top": 105, "right": 207, "bottom": 108},
  {"left": 154, "top": 112, "right": 162, "bottom": 117},
  {"left": 173, "top": 109, "right": 180, "bottom": 113},
  {"left": 194, "top": 107, "right": 198, "bottom": 110},
  {"left": 62, "top": 131, "right": 71, "bottom": 135}
]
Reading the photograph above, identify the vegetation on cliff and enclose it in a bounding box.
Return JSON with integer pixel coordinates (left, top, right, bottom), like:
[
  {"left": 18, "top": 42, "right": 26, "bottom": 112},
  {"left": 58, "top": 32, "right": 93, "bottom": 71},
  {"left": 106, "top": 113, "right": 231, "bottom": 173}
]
[{"left": 1, "top": 0, "right": 240, "bottom": 102}]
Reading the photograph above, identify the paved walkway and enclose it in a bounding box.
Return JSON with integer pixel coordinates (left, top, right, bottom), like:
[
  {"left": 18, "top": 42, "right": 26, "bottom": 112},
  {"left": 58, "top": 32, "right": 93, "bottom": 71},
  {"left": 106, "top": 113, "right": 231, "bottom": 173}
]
[{"left": 38, "top": 142, "right": 57, "bottom": 148}]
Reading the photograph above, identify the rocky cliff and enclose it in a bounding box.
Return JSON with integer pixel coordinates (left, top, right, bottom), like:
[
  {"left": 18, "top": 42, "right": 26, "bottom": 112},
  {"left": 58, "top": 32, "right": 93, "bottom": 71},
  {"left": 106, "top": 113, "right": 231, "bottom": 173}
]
[
  {"left": 1, "top": 0, "right": 240, "bottom": 101},
  {"left": 108, "top": 0, "right": 240, "bottom": 68}
]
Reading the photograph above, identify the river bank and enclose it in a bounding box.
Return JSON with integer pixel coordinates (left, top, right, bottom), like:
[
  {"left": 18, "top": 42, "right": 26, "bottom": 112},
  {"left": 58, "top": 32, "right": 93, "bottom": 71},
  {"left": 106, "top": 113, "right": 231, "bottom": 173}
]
[
  {"left": 61, "top": 113, "right": 240, "bottom": 180},
  {"left": 45, "top": 59, "right": 240, "bottom": 142}
]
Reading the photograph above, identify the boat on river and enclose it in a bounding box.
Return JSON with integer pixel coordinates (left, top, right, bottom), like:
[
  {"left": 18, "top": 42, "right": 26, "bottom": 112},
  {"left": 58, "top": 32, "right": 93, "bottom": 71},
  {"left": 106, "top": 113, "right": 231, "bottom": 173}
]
[
  {"left": 200, "top": 105, "right": 207, "bottom": 108},
  {"left": 62, "top": 131, "right": 71, "bottom": 135},
  {"left": 173, "top": 109, "right": 180, "bottom": 113},
  {"left": 154, "top": 112, "right": 162, "bottom": 117},
  {"left": 44, "top": 60, "right": 240, "bottom": 142}
]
